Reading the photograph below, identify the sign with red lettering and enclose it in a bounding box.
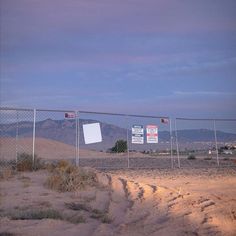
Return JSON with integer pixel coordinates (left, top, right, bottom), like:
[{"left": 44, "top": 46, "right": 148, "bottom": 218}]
[{"left": 146, "top": 125, "right": 158, "bottom": 143}]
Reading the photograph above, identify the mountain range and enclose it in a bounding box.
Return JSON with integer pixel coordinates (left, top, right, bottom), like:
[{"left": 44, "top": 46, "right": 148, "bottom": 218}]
[{"left": 1, "top": 119, "right": 236, "bottom": 151}]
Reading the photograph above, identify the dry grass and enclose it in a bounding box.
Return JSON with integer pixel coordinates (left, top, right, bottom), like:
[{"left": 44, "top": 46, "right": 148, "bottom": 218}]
[
  {"left": 65, "top": 202, "right": 112, "bottom": 224},
  {"left": 16, "top": 153, "right": 45, "bottom": 171},
  {"left": 0, "top": 208, "right": 62, "bottom": 221},
  {"left": 90, "top": 209, "right": 112, "bottom": 223},
  {"left": 65, "top": 202, "right": 91, "bottom": 212},
  {"left": 0, "top": 168, "right": 14, "bottom": 181},
  {"left": 45, "top": 160, "right": 98, "bottom": 192},
  {"left": 0, "top": 208, "right": 85, "bottom": 224}
]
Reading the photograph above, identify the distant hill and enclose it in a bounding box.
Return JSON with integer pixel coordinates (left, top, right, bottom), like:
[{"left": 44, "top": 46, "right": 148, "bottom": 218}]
[
  {"left": 176, "top": 129, "right": 236, "bottom": 142},
  {"left": 1, "top": 119, "right": 236, "bottom": 151}
]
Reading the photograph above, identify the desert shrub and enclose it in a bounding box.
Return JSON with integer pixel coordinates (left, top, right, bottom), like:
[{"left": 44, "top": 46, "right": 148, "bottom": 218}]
[
  {"left": 187, "top": 154, "right": 196, "bottom": 160},
  {"left": 57, "top": 160, "right": 71, "bottom": 169},
  {"left": 65, "top": 202, "right": 112, "bottom": 224},
  {"left": 100, "top": 214, "right": 113, "bottom": 224},
  {"left": 46, "top": 160, "right": 74, "bottom": 173},
  {"left": 90, "top": 209, "right": 112, "bottom": 223},
  {"left": 110, "top": 139, "right": 127, "bottom": 153},
  {"left": 16, "top": 153, "right": 44, "bottom": 171},
  {"left": 8, "top": 209, "right": 62, "bottom": 220},
  {"left": 65, "top": 202, "right": 91, "bottom": 212},
  {"left": 45, "top": 161, "right": 98, "bottom": 192},
  {"left": 1, "top": 208, "right": 85, "bottom": 225}
]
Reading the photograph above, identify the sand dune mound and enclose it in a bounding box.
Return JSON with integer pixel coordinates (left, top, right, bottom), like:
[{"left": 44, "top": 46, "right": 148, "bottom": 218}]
[{"left": 0, "top": 137, "right": 111, "bottom": 161}]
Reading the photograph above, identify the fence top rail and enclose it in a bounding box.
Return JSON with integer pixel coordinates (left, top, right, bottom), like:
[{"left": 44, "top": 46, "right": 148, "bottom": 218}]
[
  {"left": 0, "top": 107, "right": 75, "bottom": 113},
  {"left": 176, "top": 117, "right": 236, "bottom": 122},
  {"left": 0, "top": 107, "right": 34, "bottom": 112},
  {"left": 0, "top": 107, "right": 169, "bottom": 119},
  {"left": 79, "top": 110, "right": 169, "bottom": 119},
  {"left": 36, "top": 108, "right": 76, "bottom": 113}
]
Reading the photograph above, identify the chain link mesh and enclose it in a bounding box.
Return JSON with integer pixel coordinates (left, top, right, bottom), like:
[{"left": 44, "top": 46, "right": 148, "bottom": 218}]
[
  {"left": 1, "top": 108, "right": 235, "bottom": 170},
  {"left": 0, "top": 108, "right": 34, "bottom": 170},
  {"left": 175, "top": 118, "right": 236, "bottom": 168}
]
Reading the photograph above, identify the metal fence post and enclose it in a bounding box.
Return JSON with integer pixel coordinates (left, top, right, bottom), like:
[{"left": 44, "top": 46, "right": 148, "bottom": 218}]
[
  {"left": 213, "top": 120, "right": 220, "bottom": 166},
  {"left": 75, "top": 110, "right": 78, "bottom": 166},
  {"left": 15, "top": 110, "right": 19, "bottom": 166},
  {"left": 76, "top": 111, "right": 80, "bottom": 167},
  {"left": 32, "top": 108, "right": 36, "bottom": 168},
  {"left": 175, "top": 119, "right": 181, "bottom": 168},
  {"left": 169, "top": 118, "right": 173, "bottom": 169},
  {"left": 126, "top": 115, "right": 130, "bottom": 169}
]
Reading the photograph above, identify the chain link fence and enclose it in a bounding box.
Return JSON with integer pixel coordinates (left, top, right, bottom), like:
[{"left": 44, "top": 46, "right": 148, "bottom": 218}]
[
  {"left": 0, "top": 108, "right": 34, "bottom": 170},
  {"left": 78, "top": 111, "right": 172, "bottom": 169},
  {"left": 174, "top": 118, "right": 236, "bottom": 168},
  {"left": 34, "top": 109, "right": 77, "bottom": 165},
  {"left": 1, "top": 107, "right": 236, "bottom": 170}
]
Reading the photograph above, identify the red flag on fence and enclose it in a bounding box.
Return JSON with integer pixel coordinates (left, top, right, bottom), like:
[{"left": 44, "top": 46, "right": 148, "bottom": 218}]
[
  {"left": 161, "top": 118, "right": 169, "bottom": 124},
  {"left": 65, "top": 112, "right": 76, "bottom": 119}
]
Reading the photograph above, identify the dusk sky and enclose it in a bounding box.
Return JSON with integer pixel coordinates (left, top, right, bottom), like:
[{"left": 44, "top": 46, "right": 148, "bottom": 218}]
[{"left": 1, "top": 0, "right": 236, "bottom": 118}]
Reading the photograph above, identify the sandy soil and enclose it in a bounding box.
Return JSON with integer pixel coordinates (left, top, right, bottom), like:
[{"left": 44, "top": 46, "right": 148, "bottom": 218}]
[
  {"left": 0, "top": 137, "right": 114, "bottom": 160},
  {"left": 0, "top": 167, "right": 236, "bottom": 236},
  {"left": 2, "top": 138, "right": 235, "bottom": 170}
]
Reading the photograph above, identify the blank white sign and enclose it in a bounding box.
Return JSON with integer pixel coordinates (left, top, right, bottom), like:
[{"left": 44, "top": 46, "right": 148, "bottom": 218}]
[{"left": 83, "top": 123, "right": 102, "bottom": 144}]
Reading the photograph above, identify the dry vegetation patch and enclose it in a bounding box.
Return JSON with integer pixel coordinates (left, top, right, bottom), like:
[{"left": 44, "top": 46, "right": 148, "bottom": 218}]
[
  {"left": 0, "top": 168, "right": 14, "bottom": 181},
  {"left": 16, "top": 153, "right": 45, "bottom": 171},
  {"left": 65, "top": 202, "right": 112, "bottom": 224},
  {"left": 0, "top": 208, "right": 85, "bottom": 225},
  {"left": 45, "top": 160, "right": 98, "bottom": 192}
]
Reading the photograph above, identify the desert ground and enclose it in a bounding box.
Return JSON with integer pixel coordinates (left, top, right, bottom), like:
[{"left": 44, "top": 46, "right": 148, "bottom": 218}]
[
  {"left": 1, "top": 137, "right": 236, "bottom": 170},
  {"left": 0, "top": 164, "right": 236, "bottom": 236}
]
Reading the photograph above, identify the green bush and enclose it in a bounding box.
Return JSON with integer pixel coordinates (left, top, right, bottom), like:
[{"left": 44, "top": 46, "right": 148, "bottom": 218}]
[
  {"left": 110, "top": 139, "right": 127, "bottom": 153},
  {"left": 187, "top": 154, "right": 196, "bottom": 160}
]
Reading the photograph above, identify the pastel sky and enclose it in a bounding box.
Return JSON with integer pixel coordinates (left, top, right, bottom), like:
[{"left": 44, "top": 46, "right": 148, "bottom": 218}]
[{"left": 1, "top": 0, "right": 236, "bottom": 118}]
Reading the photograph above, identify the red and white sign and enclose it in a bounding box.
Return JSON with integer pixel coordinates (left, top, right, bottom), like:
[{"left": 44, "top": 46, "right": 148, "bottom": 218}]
[
  {"left": 65, "top": 112, "right": 76, "bottom": 119},
  {"left": 146, "top": 125, "right": 158, "bottom": 143}
]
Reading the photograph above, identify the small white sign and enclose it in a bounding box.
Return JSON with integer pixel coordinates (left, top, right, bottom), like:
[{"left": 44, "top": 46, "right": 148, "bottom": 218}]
[
  {"left": 146, "top": 125, "right": 158, "bottom": 143},
  {"left": 83, "top": 123, "right": 102, "bottom": 144},
  {"left": 132, "top": 125, "right": 144, "bottom": 144}
]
